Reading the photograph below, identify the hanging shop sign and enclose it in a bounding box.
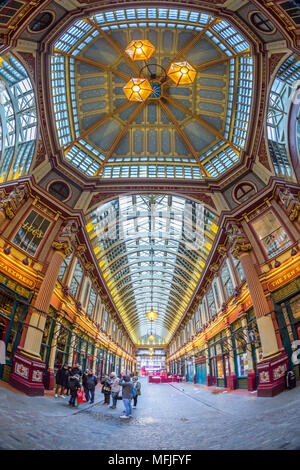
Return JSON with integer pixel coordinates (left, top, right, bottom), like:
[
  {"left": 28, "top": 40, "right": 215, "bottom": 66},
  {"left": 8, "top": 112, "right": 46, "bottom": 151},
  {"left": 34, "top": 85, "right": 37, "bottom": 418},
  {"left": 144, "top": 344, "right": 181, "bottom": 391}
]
[{"left": 267, "top": 258, "right": 300, "bottom": 293}]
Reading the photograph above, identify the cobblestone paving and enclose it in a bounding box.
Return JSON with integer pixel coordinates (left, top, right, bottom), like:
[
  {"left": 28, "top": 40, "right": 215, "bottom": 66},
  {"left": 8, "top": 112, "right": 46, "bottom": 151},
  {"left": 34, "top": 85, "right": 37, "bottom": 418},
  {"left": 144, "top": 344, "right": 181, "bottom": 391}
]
[{"left": 0, "top": 378, "right": 300, "bottom": 450}]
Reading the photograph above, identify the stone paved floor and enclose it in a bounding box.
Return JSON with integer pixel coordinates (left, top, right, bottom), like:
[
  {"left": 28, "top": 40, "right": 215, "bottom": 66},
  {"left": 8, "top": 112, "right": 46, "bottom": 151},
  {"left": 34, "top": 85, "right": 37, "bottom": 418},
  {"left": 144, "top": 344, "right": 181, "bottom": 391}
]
[{"left": 0, "top": 377, "right": 300, "bottom": 450}]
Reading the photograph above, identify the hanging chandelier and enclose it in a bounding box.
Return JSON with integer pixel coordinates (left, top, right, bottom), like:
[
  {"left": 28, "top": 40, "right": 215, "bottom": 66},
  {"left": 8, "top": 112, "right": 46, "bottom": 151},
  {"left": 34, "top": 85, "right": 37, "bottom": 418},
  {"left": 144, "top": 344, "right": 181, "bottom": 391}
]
[{"left": 123, "top": 39, "right": 196, "bottom": 102}]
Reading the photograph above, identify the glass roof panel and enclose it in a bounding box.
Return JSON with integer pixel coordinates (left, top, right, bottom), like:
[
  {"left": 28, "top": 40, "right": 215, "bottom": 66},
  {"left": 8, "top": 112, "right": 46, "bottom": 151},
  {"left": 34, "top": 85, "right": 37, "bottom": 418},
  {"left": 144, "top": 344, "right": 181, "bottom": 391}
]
[
  {"left": 50, "top": 7, "right": 254, "bottom": 180},
  {"left": 86, "top": 195, "right": 218, "bottom": 343}
]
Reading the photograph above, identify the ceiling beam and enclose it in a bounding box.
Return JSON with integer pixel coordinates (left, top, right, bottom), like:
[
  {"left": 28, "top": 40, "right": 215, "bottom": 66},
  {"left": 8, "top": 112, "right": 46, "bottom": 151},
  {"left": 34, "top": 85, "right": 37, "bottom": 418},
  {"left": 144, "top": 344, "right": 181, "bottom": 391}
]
[
  {"left": 197, "top": 49, "right": 250, "bottom": 72},
  {"left": 86, "top": 17, "right": 141, "bottom": 77},
  {"left": 64, "top": 100, "right": 134, "bottom": 153},
  {"left": 53, "top": 49, "right": 130, "bottom": 81},
  {"left": 95, "top": 101, "right": 146, "bottom": 177}
]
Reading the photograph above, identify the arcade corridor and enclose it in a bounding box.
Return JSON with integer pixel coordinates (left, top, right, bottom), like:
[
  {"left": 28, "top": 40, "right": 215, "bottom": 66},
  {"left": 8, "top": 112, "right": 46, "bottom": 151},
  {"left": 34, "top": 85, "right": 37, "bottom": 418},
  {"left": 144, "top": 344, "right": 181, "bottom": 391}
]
[{"left": 1, "top": 378, "right": 300, "bottom": 450}]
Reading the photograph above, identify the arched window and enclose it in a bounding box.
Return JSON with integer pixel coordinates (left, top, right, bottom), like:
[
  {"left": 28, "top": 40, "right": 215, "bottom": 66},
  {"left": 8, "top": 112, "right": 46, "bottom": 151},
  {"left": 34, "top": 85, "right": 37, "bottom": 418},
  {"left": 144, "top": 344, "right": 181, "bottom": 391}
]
[{"left": 0, "top": 54, "right": 37, "bottom": 181}]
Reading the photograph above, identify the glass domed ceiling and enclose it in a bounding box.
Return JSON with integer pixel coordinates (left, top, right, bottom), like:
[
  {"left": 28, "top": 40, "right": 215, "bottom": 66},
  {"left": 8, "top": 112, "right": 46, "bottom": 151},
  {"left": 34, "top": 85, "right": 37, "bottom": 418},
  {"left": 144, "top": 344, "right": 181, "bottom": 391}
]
[{"left": 50, "top": 7, "right": 254, "bottom": 180}]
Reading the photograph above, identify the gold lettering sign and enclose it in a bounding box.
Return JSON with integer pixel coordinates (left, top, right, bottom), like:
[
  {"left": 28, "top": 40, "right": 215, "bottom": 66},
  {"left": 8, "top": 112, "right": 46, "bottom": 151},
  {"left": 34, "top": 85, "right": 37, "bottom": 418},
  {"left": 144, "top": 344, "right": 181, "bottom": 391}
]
[{"left": 272, "top": 279, "right": 300, "bottom": 304}]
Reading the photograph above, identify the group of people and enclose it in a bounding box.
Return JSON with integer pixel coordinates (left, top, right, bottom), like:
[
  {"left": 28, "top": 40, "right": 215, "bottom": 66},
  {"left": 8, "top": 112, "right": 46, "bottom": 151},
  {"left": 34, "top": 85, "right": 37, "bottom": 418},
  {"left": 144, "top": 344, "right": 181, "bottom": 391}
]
[
  {"left": 101, "top": 372, "right": 141, "bottom": 419},
  {"left": 54, "top": 364, "right": 141, "bottom": 417}
]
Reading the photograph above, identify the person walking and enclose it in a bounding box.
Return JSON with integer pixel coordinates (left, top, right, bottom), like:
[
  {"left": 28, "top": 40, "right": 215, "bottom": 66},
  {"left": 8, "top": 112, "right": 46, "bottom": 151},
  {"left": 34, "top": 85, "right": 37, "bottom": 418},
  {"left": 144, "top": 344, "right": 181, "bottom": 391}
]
[
  {"left": 68, "top": 374, "right": 81, "bottom": 407},
  {"left": 132, "top": 376, "right": 141, "bottom": 409},
  {"left": 101, "top": 374, "right": 111, "bottom": 405},
  {"left": 119, "top": 374, "right": 133, "bottom": 419},
  {"left": 83, "top": 369, "right": 97, "bottom": 403},
  {"left": 109, "top": 372, "right": 121, "bottom": 409},
  {"left": 55, "top": 364, "right": 69, "bottom": 398}
]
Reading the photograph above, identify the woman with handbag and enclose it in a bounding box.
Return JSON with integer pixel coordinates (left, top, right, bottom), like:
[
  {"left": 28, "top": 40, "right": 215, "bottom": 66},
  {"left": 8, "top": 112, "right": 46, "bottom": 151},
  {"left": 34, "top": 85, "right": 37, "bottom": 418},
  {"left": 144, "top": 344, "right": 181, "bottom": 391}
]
[{"left": 101, "top": 374, "right": 111, "bottom": 405}]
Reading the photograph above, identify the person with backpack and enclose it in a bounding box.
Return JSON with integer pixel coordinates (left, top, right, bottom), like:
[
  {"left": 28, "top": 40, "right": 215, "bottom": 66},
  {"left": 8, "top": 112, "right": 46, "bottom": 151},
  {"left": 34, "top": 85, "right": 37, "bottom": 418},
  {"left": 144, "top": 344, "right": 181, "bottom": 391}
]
[
  {"left": 68, "top": 374, "right": 81, "bottom": 407},
  {"left": 132, "top": 376, "right": 141, "bottom": 408},
  {"left": 109, "top": 372, "right": 121, "bottom": 409},
  {"left": 119, "top": 374, "right": 133, "bottom": 419},
  {"left": 101, "top": 374, "right": 111, "bottom": 404},
  {"left": 83, "top": 369, "right": 98, "bottom": 404}
]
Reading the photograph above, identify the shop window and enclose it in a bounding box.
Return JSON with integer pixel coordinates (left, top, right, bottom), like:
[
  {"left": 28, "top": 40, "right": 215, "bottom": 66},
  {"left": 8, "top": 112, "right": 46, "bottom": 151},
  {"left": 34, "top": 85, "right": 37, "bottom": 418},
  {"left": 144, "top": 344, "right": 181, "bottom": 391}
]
[
  {"left": 0, "top": 1, "right": 23, "bottom": 26},
  {"left": 69, "top": 260, "right": 83, "bottom": 298},
  {"left": 12, "top": 210, "right": 51, "bottom": 256},
  {"left": 232, "top": 319, "right": 249, "bottom": 377},
  {"left": 251, "top": 211, "right": 291, "bottom": 258},
  {"left": 220, "top": 260, "right": 235, "bottom": 299}
]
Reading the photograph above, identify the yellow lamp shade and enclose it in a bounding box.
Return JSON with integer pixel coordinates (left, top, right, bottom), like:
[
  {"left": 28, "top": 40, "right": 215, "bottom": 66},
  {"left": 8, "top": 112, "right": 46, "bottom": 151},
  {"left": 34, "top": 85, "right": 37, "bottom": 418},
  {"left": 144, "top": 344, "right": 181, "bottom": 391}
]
[
  {"left": 125, "top": 40, "right": 156, "bottom": 61},
  {"left": 146, "top": 309, "right": 158, "bottom": 321},
  {"left": 123, "top": 78, "right": 153, "bottom": 102},
  {"left": 167, "top": 61, "right": 196, "bottom": 86},
  {"left": 148, "top": 334, "right": 155, "bottom": 341}
]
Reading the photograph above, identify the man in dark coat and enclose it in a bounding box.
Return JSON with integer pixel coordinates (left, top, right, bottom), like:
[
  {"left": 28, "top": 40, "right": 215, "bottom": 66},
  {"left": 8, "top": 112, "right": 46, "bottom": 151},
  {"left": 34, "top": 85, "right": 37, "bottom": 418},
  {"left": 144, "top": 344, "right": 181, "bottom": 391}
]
[
  {"left": 83, "top": 369, "right": 97, "bottom": 404},
  {"left": 55, "top": 364, "right": 69, "bottom": 398}
]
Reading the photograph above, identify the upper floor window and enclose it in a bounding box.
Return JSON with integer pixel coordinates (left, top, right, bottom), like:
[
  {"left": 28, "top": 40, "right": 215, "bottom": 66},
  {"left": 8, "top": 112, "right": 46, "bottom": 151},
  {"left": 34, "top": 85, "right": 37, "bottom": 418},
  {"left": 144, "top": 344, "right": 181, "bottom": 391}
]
[
  {"left": 251, "top": 211, "right": 291, "bottom": 258},
  {"left": 69, "top": 260, "right": 83, "bottom": 298},
  {"left": 102, "top": 310, "right": 108, "bottom": 331},
  {"left": 58, "top": 253, "right": 72, "bottom": 282},
  {"left": 232, "top": 255, "right": 245, "bottom": 284},
  {"left": 87, "top": 286, "right": 97, "bottom": 318},
  {"left": 13, "top": 210, "right": 50, "bottom": 256},
  {"left": 220, "top": 260, "right": 235, "bottom": 299}
]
